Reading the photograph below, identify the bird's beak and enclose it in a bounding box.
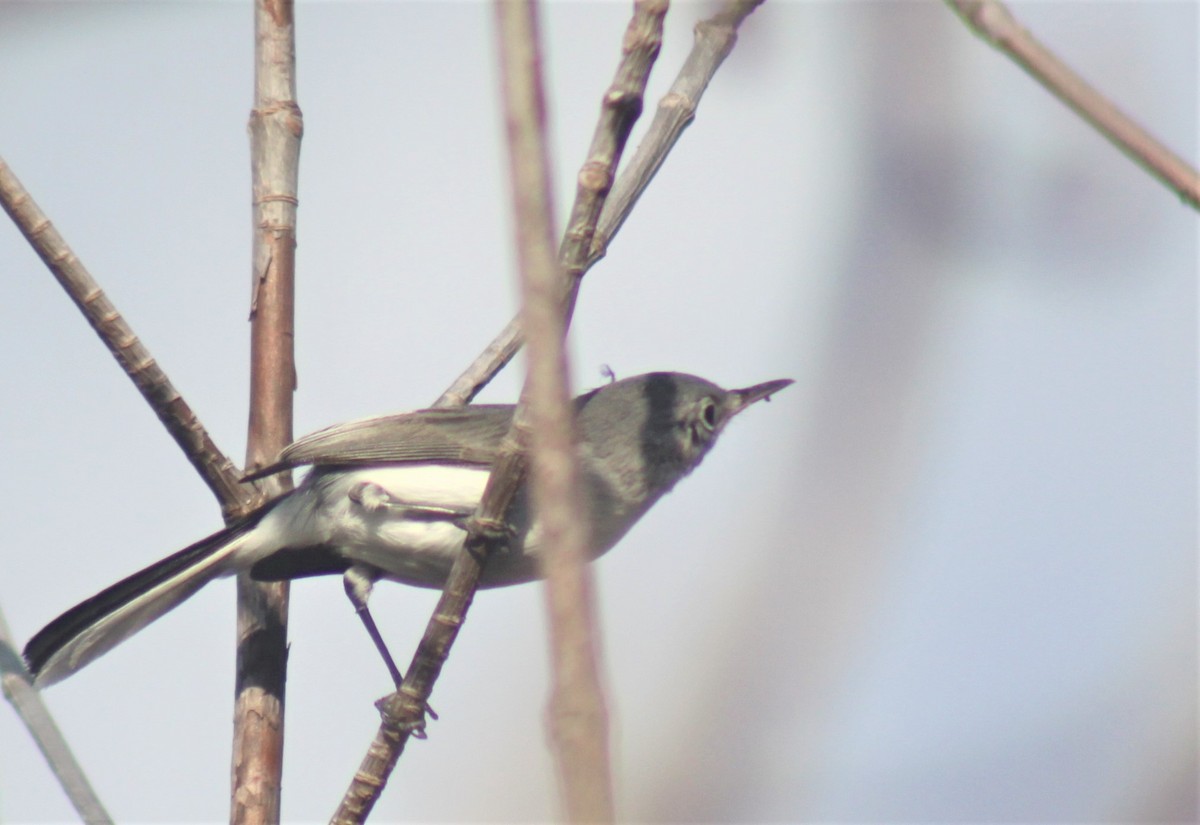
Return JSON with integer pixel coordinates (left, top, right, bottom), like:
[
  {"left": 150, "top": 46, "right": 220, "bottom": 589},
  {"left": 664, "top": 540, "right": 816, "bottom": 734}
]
[{"left": 729, "top": 378, "right": 794, "bottom": 414}]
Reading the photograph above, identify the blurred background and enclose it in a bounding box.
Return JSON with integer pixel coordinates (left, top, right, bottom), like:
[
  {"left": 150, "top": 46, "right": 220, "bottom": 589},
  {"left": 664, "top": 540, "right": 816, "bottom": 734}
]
[{"left": 0, "top": 2, "right": 1195, "bottom": 822}]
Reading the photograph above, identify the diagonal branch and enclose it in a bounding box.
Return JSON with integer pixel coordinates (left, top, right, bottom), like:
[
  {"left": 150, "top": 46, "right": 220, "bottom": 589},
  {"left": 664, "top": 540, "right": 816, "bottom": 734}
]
[
  {"left": 588, "top": 0, "right": 763, "bottom": 264},
  {"left": 558, "top": 0, "right": 668, "bottom": 284},
  {"left": 947, "top": 0, "right": 1200, "bottom": 209},
  {"left": 0, "top": 606, "right": 111, "bottom": 825},
  {"left": 0, "top": 158, "right": 258, "bottom": 520}
]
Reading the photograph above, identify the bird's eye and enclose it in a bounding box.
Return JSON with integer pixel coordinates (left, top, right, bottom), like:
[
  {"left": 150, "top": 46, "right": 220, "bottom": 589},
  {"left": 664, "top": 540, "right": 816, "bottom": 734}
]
[{"left": 699, "top": 398, "right": 717, "bottom": 431}]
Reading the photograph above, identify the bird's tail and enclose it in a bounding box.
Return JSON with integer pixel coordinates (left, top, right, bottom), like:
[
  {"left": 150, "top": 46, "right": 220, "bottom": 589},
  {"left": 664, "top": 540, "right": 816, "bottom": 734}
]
[{"left": 24, "top": 515, "right": 263, "bottom": 686}]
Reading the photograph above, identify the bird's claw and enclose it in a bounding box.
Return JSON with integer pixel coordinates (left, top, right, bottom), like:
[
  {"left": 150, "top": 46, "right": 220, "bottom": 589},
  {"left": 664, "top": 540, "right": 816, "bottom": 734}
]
[{"left": 376, "top": 691, "right": 436, "bottom": 738}]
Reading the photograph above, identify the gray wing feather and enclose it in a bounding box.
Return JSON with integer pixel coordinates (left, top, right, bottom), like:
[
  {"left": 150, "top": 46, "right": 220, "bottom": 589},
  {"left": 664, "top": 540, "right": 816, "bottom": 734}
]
[{"left": 246, "top": 405, "right": 515, "bottom": 479}]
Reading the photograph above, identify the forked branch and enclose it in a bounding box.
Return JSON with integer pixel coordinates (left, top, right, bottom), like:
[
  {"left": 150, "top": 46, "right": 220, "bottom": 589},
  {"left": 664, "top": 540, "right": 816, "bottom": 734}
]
[
  {"left": 436, "top": 0, "right": 750, "bottom": 408},
  {"left": 589, "top": 0, "right": 764, "bottom": 264}
]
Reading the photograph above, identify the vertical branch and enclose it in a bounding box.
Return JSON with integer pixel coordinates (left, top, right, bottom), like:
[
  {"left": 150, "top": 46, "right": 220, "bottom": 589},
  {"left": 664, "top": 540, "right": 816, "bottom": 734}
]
[
  {"left": 233, "top": 1, "right": 301, "bottom": 823},
  {"left": 494, "top": 0, "right": 613, "bottom": 819}
]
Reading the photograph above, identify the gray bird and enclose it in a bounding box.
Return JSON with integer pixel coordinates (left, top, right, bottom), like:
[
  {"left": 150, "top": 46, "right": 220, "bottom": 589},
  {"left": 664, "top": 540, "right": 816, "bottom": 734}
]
[{"left": 25, "top": 371, "right": 791, "bottom": 686}]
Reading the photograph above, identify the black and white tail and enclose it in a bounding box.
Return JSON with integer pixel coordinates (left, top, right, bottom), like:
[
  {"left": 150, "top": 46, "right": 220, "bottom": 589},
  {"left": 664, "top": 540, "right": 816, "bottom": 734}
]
[{"left": 24, "top": 516, "right": 262, "bottom": 686}]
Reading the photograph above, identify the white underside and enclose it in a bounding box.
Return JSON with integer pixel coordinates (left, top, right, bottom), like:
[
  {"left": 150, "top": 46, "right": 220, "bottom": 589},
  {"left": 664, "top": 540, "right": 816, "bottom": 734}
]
[{"left": 237, "top": 464, "right": 513, "bottom": 586}]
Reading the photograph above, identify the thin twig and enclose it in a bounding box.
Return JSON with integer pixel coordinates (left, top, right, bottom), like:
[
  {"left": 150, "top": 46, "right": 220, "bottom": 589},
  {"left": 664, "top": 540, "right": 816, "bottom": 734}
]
[
  {"left": 0, "top": 607, "right": 111, "bottom": 825},
  {"left": 435, "top": 314, "right": 525, "bottom": 409},
  {"left": 560, "top": 0, "right": 668, "bottom": 281},
  {"left": 436, "top": 0, "right": 714, "bottom": 408},
  {"left": 331, "top": 1, "right": 670, "bottom": 820},
  {"left": 0, "top": 158, "right": 258, "bottom": 520},
  {"left": 947, "top": 0, "right": 1200, "bottom": 209},
  {"left": 231, "top": 1, "right": 302, "bottom": 822},
  {"left": 589, "top": 0, "right": 763, "bottom": 264}
]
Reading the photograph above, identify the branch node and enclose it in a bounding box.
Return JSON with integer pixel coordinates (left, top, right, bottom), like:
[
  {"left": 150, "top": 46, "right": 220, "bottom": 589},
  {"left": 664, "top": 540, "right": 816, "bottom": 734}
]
[
  {"left": 432, "top": 610, "right": 464, "bottom": 631},
  {"left": 577, "top": 161, "right": 615, "bottom": 195}
]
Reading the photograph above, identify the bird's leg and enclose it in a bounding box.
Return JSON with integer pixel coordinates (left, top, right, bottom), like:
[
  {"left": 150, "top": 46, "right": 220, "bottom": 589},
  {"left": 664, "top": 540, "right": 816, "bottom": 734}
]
[
  {"left": 343, "top": 565, "right": 403, "bottom": 686},
  {"left": 342, "top": 565, "right": 438, "bottom": 722}
]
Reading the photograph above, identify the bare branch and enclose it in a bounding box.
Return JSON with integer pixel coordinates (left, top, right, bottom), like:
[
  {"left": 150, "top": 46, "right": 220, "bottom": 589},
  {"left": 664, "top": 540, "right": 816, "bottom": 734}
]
[
  {"left": 494, "top": 0, "right": 612, "bottom": 818},
  {"left": 590, "top": 0, "right": 762, "bottom": 264},
  {"left": 435, "top": 0, "right": 672, "bottom": 408},
  {"left": 560, "top": 0, "right": 668, "bottom": 279},
  {"left": 0, "top": 158, "right": 258, "bottom": 520},
  {"left": 434, "top": 315, "right": 523, "bottom": 408},
  {"left": 332, "top": 1, "right": 674, "bottom": 819},
  {"left": 0, "top": 6, "right": 305, "bottom": 819},
  {"left": 0, "top": 607, "right": 111, "bottom": 825},
  {"left": 231, "top": 0, "right": 302, "bottom": 822},
  {"left": 947, "top": 0, "right": 1200, "bottom": 209}
]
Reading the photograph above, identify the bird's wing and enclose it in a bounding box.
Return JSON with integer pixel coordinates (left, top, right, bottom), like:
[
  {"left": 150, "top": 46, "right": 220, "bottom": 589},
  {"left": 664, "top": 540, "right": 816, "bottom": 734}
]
[{"left": 245, "top": 405, "right": 515, "bottom": 479}]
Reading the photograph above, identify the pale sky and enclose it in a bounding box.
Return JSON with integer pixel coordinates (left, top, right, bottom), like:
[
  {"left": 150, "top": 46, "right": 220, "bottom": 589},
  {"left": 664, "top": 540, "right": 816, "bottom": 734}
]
[{"left": 0, "top": 2, "right": 1195, "bottom": 822}]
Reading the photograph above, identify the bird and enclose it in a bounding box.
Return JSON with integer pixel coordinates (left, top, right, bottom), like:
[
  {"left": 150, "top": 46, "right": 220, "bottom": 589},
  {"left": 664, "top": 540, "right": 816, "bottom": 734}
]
[{"left": 23, "top": 371, "right": 791, "bottom": 687}]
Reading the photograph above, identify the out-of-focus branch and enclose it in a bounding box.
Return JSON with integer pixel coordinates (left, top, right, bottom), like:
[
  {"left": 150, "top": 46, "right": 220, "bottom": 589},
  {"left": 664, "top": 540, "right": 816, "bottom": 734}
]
[
  {"left": 0, "top": 158, "right": 259, "bottom": 520},
  {"left": 0, "top": 606, "right": 111, "bottom": 825},
  {"left": 947, "top": 0, "right": 1200, "bottom": 209},
  {"left": 494, "top": 0, "right": 612, "bottom": 817},
  {"left": 231, "top": 1, "right": 301, "bottom": 822},
  {"left": 331, "top": 1, "right": 668, "bottom": 820}
]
